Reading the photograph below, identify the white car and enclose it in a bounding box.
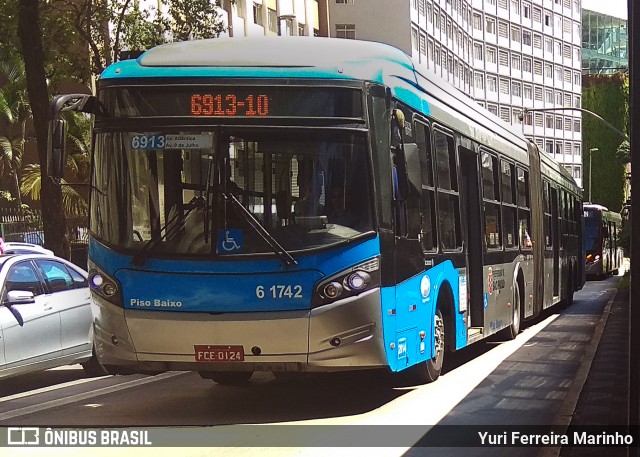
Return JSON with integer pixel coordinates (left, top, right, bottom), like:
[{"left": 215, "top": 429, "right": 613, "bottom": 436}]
[
  {"left": 0, "top": 253, "right": 108, "bottom": 380},
  {"left": 2, "top": 242, "right": 54, "bottom": 256}
]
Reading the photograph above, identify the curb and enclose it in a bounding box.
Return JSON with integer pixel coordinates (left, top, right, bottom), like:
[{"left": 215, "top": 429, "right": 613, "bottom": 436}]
[{"left": 536, "top": 278, "right": 623, "bottom": 457}]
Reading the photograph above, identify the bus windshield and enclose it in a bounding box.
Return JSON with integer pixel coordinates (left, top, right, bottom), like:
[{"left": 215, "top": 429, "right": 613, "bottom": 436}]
[
  {"left": 90, "top": 128, "right": 374, "bottom": 257},
  {"left": 583, "top": 213, "right": 600, "bottom": 253}
]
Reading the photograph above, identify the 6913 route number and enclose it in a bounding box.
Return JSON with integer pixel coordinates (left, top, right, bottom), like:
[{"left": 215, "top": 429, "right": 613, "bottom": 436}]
[{"left": 256, "top": 285, "right": 303, "bottom": 299}]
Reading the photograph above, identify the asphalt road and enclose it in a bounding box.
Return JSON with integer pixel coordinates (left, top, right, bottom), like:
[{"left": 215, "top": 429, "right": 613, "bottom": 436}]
[{"left": 0, "top": 274, "right": 622, "bottom": 457}]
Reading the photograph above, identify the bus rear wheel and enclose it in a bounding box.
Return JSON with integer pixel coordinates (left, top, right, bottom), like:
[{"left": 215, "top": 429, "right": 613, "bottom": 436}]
[
  {"left": 502, "top": 281, "right": 521, "bottom": 340},
  {"left": 199, "top": 371, "right": 253, "bottom": 385}
]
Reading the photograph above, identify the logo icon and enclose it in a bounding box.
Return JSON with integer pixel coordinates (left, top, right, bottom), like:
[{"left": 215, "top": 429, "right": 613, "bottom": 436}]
[
  {"left": 217, "top": 229, "right": 243, "bottom": 254},
  {"left": 8, "top": 427, "right": 39, "bottom": 445}
]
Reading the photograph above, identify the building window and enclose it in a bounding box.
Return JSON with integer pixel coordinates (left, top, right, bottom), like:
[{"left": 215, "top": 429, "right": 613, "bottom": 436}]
[
  {"left": 267, "top": 8, "right": 278, "bottom": 33},
  {"left": 499, "top": 50, "right": 509, "bottom": 67},
  {"left": 512, "top": 81, "right": 522, "bottom": 97},
  {"left": 336, "top": 24, "right": 356, "bottom": 39},
  {"left": 533, "top": 59, "right": 543, "bottom": 76},
  {"left": 474, "top": 72, "right": 485, "bottom": 90},
  {"left": 499, "top": 78, "right": 510, "bottom": 94},
  {"left": 523, "top": 2, "right": 531, "bottom": 18},
  {"left": 486, "top": 17, "right": 496, "bottom": 34},
  {"left": 511, "top": 0, "right": 521, "bottom": 15},
  {"left": 534, "top": 86, "right": 543, "bottom": 101},
  {"left": 486, "top": 46, "right": 497, "bottom": 64},
  {"left": 487, "top": 104, "right": 499, "bottom": 116},
  {"left": 498, "top": 21, "right": 508, "bottom": 38},
  {"left": 523, "top": 57, "right": 532, "bottom": 73},
  {"left": 533, "top": 33, "right": 542, "bottom": 49},
  {"left": 487, "top": 76, "right": 498, "bottom": 92},
  {"left": 555, "top": 116, "right": 562, "bottom": 129},
  {"left": 473, "top": 13, "right": 482, "bottom": 30},
  {"left": 512, "top": 54, "right": 521, "bottom": 70},
  {"left": 253, "top": 2, "right": 263, "bottom": 26},
  {"left": 533, "top": 7, "right": 542, "bottom": 23},
  {"left": 522, "top": 30, "right": 531, "bottom": 46},
  {"left": 544, "top": 63, "right": 553, "bottom": 78},
  {"left": 523, "top": 84, "right": 532, "bottom": 99},
  {"left": 511, "top": 26, "right": 521, "bottom": 43},
  {"left": 474, "top": 43, "right": 484, "bottom": 60},
  {"left": 513, "top": 109, "right": 523, "bottom": 124}
]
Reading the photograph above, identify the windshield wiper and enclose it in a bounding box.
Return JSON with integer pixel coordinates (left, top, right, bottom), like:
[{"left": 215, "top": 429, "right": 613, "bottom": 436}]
[
  {"left": 223, "top": 192, "right": 298, "bottom": 268},
  {"left": 131, "top": 195, "right": 205, "bottom": 266}
]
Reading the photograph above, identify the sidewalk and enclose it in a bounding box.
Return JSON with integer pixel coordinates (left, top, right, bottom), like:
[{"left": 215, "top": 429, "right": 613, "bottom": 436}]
[{"left": 558, "top": 271, "right": 630, "bottom": 457}]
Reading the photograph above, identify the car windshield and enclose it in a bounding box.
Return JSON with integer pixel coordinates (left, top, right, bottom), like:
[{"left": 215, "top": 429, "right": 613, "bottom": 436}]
[{"left": 90, "top": 128, "right": 374, "bottom": 258}]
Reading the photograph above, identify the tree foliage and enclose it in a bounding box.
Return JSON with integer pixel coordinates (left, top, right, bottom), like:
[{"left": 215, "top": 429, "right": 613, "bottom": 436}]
[
  {"left": 53, "top": 0, "right": 228, "bottom": 76},
  {"left": 582, "top": 73, "right": 629, "bottom": 212}
]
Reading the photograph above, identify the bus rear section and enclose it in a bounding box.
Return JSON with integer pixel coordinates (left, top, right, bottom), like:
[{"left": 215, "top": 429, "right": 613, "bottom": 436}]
[{"left": 584, "top": 204, "right": 623, "bottom": 279}]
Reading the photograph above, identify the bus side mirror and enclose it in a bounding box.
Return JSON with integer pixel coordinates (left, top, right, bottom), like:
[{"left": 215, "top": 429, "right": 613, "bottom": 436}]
[
  {"left": 403, "top": 143, "right": 421, "bottom": 191},
  {"left": 47, "top": 119, "right": 67, "bottom": 179}
]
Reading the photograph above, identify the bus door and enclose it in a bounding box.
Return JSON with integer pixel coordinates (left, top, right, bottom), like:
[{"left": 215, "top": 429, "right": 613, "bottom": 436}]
[
  {"left": 458, "top": 146, "right": 483, "bottom": 331},
  {"left": 550, "top": 187, "right": 560, "bottom": 297}
]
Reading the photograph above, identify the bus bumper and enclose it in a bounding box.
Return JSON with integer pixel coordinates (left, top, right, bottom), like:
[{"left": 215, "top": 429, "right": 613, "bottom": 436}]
[{"left": 91, "top": 288, "right": 388, "bottom": 373}]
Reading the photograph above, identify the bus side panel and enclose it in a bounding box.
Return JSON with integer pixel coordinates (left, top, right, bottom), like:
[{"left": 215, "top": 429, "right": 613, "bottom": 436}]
[{"left": 381, "top": 260, "right": 465, "bottom": 372}]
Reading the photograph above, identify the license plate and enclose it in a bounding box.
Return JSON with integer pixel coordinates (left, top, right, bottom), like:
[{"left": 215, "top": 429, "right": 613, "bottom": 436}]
[{"left": 194, "top": 345, "right": 245, "bottom": 362}]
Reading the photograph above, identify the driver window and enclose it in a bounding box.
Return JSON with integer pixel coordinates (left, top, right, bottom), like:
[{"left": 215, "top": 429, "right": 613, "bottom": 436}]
[{"left": 5, "top": 262, "right": 44, "bottom": 296}]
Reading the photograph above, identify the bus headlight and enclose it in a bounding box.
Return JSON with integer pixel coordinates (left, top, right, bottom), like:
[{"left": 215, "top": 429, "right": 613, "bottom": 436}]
[
  {"left": 323, "top": 282, "right": 344, "bottom": 299},
  {"left": 345, "top": 271, "right": 370, "bottom": 291},
  {"left": 88, "top": 262, "right": 123, "bottom": 307},
  {"left": 313, "top": 257, "right": 379, "bottom": 308}
]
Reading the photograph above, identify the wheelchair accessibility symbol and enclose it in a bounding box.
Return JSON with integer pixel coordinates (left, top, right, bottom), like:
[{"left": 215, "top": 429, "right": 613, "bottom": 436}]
[{"left": 217, "top": 229, "right": 243, "bottom": 254}]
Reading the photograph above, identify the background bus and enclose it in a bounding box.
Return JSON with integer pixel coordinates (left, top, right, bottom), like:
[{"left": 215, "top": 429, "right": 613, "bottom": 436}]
[
  {"left": 48, "top": 37, "right": 584, "bottom": 385},
  {"left": 583, "top": 203, "right": 624, "bottom": 279}
]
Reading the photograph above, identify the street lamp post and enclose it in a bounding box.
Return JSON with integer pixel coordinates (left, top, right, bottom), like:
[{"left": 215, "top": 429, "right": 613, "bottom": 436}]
[{"left": 589, "top": 148, "right": 598, "bottom": 203}]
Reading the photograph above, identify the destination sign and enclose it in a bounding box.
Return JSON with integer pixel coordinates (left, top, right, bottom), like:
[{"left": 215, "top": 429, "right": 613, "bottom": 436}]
[{"left": 100, "top": 86, "right": 363, "bottom": 119}]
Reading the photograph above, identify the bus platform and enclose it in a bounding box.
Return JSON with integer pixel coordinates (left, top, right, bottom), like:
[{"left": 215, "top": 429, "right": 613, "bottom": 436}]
[{"left": 555, "top": 268, "right": 630, "bottom": 457}]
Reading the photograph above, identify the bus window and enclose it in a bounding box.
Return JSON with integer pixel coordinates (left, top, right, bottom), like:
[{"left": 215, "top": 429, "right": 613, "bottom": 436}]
[
  {"left": 517, "top": 167, "right": 532, "bottom": 249},
  {"left": 434, "top": 130, "right": 461, "bottom": 250},
  {"left": 415, "top": 121, "right": 437, "bottom": 251},
  {"left": 501, "top": 160, "right": 517, "bottom": 248},
  {"left": 482, "top": 152, "right": 501, "bottom": 249}
]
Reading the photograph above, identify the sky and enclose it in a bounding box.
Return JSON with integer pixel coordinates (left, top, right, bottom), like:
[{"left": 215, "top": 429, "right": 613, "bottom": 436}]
[{"left": 582, "top": 0, "right": 628, "bottom": 19}]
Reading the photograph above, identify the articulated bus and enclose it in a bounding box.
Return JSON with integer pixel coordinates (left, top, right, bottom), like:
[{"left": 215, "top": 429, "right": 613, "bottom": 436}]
[
  {"left": 48, "top": 38, "right": 583, "bottom": 385},
  {"left": 584, "top": 204, "right": 624, "bottom": 279}
]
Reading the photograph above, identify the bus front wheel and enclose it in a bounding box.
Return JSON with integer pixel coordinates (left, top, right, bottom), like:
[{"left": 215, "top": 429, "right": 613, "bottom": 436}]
[
  {"left": 406, "top": 308, "right": 445, "bottom": 384},
  {"left": 199, "top": 371, "right": 253, "bottom": 385}
]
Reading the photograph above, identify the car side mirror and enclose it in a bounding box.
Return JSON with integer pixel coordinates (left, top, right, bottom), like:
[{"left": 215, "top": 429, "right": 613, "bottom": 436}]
[{"left": 4, "top": 290, "right": 36, "bottom": 305}]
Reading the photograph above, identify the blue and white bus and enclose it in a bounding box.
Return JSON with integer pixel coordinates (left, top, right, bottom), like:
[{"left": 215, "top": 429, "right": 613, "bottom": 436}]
[{"left": 49, "top": 37, "right": 584, "bottom": 385}]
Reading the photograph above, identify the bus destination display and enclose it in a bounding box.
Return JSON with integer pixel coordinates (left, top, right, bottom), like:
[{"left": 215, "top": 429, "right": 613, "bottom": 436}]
[
  {"left": 101, "top": 86, "right": 363, "bottom": 119},
  {"left": 190, "top": 93, "right": 269, "bottom": 117}
]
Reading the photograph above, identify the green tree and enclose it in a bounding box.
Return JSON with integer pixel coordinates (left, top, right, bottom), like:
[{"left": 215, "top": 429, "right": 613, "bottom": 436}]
[
  {"left": 21, "top": 111, "right": 91, "bottom": 215},
  {"left": 582, "top": 73, "right": 628, "bottom": 212},
  {"left": 0, "top": 56, "right": 30, "bottom": 206},
  {"left": 55, "top": 0, "right": 228, "bottom": 75},
  {"left": 18, "top": 0, "right": 68, "bottom": 257}
]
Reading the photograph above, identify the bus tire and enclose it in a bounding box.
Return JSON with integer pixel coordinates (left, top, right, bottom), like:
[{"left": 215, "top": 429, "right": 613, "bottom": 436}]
[
  {"left": 199, "top": 371, "right": 253, "bottom": 385},
  {"left": 503, "top": 281, "right": 521, "bottom": 340},
  {"left": 82, "top": 349, "right": 113, "bottom": 377},
  {"left": 406, "top": 308, "right": 445, "bottom": 384},
  {"left": 565, "top": 269, "right": 574, "bottom": 307}
]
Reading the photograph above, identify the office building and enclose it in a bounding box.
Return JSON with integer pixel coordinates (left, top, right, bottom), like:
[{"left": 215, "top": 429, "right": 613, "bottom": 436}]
[{"left": 327, "top": 0, "right": 584, "bottom": 185}]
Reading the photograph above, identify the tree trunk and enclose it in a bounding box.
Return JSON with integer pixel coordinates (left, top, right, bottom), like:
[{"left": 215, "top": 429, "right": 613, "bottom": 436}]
[{"left": 18, "top": 0, "right": 68, "bottom": 258}]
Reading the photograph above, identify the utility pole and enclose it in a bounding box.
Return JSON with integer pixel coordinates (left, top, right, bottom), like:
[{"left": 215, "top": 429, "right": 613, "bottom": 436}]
[{"left": 589, "top": 148, "right": 598, "bottom": 203}]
